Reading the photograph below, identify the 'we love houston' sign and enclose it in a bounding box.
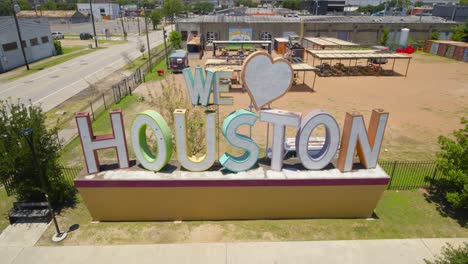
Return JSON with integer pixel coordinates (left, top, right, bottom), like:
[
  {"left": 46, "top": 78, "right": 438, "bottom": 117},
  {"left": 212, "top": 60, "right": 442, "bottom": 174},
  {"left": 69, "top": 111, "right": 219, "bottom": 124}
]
[{"left": 76, "top": 52, "right": 389, "bottom": 175}]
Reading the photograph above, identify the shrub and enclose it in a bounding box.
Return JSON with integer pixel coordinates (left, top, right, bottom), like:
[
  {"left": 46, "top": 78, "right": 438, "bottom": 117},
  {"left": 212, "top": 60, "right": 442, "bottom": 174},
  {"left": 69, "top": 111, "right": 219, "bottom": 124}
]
[
  {"left": 146, "top": 76, "right": 207, "bottom": 156},
  {"left": 381, "top": 28, "right": 390, "bottom": 46},
  {"left": 54, "top": 39, "right": 63, "bottom": 55},
  {"left": 0, "top": 100, "right": 75, "bottom": 207},
  {"left": 169, "top": 31, "right": 182, "bottom": 49},
  {"left": 424, "top": 243, "right": 468, "bottom": 264},
  {"left": 427, "top": 118, "right": 467, "bottom": 213},
  {"left": 431, "top": 30, "right": 440, "bottom": 40}
]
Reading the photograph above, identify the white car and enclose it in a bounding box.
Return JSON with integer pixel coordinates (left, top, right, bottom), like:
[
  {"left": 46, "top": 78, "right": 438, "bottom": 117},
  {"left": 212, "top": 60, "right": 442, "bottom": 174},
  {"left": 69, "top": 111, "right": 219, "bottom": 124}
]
[{"left": 52, "top": 32, "right": 64, "bottom": 39}]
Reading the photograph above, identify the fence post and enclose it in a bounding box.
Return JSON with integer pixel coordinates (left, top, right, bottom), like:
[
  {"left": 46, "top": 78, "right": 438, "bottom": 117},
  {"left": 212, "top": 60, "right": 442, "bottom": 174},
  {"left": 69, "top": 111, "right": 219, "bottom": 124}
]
[
  {"left": 430, "top": 164, "right": 439, "bottom": 186},
  {"left": 387, "top": 160, "right": 398, "bottom": 189},
  {"left": 102, "top": 93, "right": 107, "bottom": 109},
  {"left": 90, "top": 101, "right": 95, "bottom": 121}
]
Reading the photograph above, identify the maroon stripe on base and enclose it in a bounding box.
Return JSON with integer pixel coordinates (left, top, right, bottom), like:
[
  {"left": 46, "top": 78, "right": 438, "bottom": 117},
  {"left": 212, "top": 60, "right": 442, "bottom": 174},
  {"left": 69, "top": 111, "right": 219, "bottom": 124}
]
[{"left": 74, "top": 178, "right": 390, "bottom": 188}]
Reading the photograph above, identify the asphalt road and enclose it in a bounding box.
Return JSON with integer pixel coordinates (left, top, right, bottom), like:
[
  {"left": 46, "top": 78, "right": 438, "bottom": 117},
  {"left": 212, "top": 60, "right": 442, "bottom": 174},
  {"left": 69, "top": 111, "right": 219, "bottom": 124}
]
[{"left": 0, "top": 29, "right": 166, "bottom": 112}]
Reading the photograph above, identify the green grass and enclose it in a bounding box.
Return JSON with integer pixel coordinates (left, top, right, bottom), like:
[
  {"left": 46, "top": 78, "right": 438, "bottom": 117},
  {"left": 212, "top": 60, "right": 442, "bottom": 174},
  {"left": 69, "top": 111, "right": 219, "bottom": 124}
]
[
  {"left": 35, "top": 190, "right": 468, "bottom": 246},
  {"left": 7, "top": 48, "right": 101, "bottom": 80},
  {"left": 124, "top": 42, "right": 167, "bottom": 72},
  {"left": 144, "top": 59, "right": 169, "bottom": 82},
  {"left": 62, "top": 46, "right": 87, "bottom": 54},
  {"left": 0, "top": 187, "right": 16, "bottom": 233}
]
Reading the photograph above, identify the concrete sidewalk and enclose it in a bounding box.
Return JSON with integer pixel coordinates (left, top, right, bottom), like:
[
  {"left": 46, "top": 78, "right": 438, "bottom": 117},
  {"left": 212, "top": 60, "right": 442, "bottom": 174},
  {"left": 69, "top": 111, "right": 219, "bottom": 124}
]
[{"left": 0, "top": 238, "right": 466, "bottom": 264}]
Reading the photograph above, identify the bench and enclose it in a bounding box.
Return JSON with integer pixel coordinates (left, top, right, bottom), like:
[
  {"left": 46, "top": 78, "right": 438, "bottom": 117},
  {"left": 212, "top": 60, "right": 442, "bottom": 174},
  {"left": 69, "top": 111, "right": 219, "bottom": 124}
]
[{"left": 9, "top": 202, "right": 52, "bottom": 224}]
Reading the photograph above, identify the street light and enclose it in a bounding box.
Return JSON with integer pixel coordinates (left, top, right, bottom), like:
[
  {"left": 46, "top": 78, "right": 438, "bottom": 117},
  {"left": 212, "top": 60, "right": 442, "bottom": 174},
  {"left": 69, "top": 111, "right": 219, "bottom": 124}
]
[{"left": 20, "top": 128, "right": 67, "bottom": 243}]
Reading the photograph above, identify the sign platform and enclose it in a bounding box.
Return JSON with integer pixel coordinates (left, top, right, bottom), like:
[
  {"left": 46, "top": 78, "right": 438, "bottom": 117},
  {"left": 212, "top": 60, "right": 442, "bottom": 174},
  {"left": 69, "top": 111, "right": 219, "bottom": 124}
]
[{"left": 75, "top": 162, "right": 390, "bottom": 221}]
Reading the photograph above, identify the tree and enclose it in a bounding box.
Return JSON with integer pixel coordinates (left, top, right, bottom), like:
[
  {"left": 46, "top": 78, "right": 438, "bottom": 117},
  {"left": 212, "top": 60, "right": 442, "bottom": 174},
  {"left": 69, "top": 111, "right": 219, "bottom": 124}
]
[
  {"left": 431, "top": 30, "right": 440, "bottom": 40},
  {"left": 381, "top": 28, "right": 390, "bottom": 46},
  {"left": 0, "top": 100, "right": 75, "bottom": 207},
  {"left": 282, "top": 0, "right": 301, "bottom": 10},
  {"left": 162, "top": 0, "right": 184, "bottom": 21},
  {"left": 427, "top": 118, "right": 467, "bottom": 215},
  {"left": 169, "top": 31, "right": 182, "bottom": 48},
  {"left": 234, "top": 0, "right": 257, "bottom": 8},
  {"left": 0, "top": 1, "right": 12, "bottom": 16},
  {"left": 190, "top": 2, "right": 214, "bottom": 14},
  {"left": 451, "top": 22, "right": 468, "bottom": 42},
  {"left": 150, "top": 9, "right": 162, "bottom": 30}
]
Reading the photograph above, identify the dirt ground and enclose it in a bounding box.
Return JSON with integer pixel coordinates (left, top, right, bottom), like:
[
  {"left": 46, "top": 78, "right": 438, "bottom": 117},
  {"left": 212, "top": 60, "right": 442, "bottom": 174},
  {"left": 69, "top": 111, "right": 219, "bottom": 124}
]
[{"left": 134, "top": 51, "right": 467, "bottom": 161}]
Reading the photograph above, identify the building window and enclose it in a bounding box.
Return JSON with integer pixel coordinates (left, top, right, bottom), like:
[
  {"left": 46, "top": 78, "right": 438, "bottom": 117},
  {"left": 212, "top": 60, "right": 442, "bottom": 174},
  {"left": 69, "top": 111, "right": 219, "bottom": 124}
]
[
  {"left": 30, "top": 38, "right": 39, "bottom": 46},
  {"left": 41, "top": 36, "right": 49, "bottom": 43},
  {"left": 207, "top": 32, "right": 218, "bottom": 43},
  {"left": 190, "top": 31, "right": 198, "bottom": 36},
  {"left": 100, "top": 8, "right": 105, "bottom": 14},
  {"left": 2, "top": 42, "right": 18, "bottom": 52},
  {"left": 260, "top": 32, "right": 272, "bottom": 41},
  {"left": 21, "top": 40, "right": 26, "bottom": 48},
  {"left": 181, "top": 31, "right": 188, "bottom": 41}
]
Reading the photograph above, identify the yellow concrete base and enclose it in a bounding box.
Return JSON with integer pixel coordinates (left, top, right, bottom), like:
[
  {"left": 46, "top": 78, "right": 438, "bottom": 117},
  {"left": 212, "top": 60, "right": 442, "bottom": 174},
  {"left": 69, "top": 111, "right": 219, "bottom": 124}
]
[
  {"left": 77, "top": 184, "right": 386, "bottom": 221},
  {"left": 75, "top": 166, "right": 390, "bottom": 221}
]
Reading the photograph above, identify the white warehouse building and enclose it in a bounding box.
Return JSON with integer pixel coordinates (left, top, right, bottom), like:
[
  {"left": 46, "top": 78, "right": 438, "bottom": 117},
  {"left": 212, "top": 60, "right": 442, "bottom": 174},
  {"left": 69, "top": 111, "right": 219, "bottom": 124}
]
[
  {"left": 77, "top": 3, "right": 120, "bottom": 20},
  {"left": 0, "top": 17, "right": 56, "bottom": 73}
]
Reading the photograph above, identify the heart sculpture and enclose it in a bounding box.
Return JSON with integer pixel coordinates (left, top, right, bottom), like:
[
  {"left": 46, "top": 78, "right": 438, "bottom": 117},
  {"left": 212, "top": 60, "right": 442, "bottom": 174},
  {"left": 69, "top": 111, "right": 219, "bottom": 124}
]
[{"left": 241, "top": 51, "right": 293, "bottom": 110}]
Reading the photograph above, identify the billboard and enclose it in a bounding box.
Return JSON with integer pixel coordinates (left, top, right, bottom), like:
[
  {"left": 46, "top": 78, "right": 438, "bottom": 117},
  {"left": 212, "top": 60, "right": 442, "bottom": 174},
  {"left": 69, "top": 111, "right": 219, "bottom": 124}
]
[{"left": 229, "top": 28, "right": 253, "bottom": 41}]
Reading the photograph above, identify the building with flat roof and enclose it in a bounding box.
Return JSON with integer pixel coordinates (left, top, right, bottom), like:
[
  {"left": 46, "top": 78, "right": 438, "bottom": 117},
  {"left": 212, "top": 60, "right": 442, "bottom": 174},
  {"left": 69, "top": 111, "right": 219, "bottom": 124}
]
[
  {"left": 77, "top": 3, "right": 120, "bottom": 20},
  {"left": 17, "top": 10, "right": 90, "bottom": 24},
  {"left": 176, "top": 15, "right": 457, "bottom": 45},
  {"left": 0, "top": 17, "right": 56, "bottom": 73}
]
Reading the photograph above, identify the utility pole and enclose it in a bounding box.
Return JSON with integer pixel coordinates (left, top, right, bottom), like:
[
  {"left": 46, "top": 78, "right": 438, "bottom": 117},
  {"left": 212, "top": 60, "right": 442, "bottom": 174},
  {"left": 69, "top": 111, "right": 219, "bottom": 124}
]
[
  {"left": 137, "top": 0, "right": 141, "bottom": 35},
  {"left": 89, "top": 0, "right": 98, "bottom": 48},
  {"left": 315, "top": 0, "right": 318, "bottom": 15},
  {"left": 11, "top": 0, "right": 29, "bottom": 70},
  {"left": 144, "top": 7, "right": 152, "bottom": 72},
  {"left": 163, "top": 29, "right": 169, "bottom": 69}
]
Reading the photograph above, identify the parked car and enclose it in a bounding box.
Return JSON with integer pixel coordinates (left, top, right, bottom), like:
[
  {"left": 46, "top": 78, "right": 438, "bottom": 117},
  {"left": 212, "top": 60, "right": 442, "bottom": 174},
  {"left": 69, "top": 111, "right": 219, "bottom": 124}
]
[
  {"left": 52, "top": 32, "right": 64, "bottom": 39},
  {"left": 169, "top": 50, "right": 189, "bottom": 73},
  {"left": 80, "top": 33, "right": 93, "bottom": 40}
]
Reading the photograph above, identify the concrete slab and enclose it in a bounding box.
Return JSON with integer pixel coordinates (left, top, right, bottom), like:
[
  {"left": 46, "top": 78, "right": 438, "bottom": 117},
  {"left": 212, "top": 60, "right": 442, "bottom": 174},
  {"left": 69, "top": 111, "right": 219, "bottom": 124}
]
[
  {"left": 11, "top": 243, "right": 227, "bottom": 264},
  {"left": 0, "top": 223, "right": 49, "bottom": 247},
  {"left": 421, "top": 238, "right": 468, "bottom": 256},
  {"left": 0, "top": 247, "right": 23, "bottom": 264}
]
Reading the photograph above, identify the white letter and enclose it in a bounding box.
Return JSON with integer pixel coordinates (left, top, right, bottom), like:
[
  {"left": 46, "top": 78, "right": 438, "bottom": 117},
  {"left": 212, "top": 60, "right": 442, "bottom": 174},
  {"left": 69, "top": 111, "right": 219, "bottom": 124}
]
[
  {"left": 131, "top": 110, "right": 173, "bottom": 171},
  {"left": 182, "top": 67, "right": 214, "bottom": 106},
  {"left": 260, "top": 109, "right": 301, "bottom": 171},
  {"left": 174, "top": 109, "right": 216, "bottom": 171},
  {"left": 76, "top": 110, "right": 129, "bottom": 174},
  {"left": 296, "top": 110, "right": 340, "bottom": 170},
  {"left": 213, "top": 71, "right": 234, "bottom": 105},
  {"left": 220, "top": 109, "right": 259, "bottom": 172}
]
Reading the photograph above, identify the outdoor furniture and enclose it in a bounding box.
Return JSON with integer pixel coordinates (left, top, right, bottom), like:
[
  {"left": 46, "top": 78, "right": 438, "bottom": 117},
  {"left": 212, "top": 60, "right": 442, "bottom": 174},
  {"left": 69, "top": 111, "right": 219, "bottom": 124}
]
[{"left": 9, "top": 202, "right": 52, "bottom": 224}]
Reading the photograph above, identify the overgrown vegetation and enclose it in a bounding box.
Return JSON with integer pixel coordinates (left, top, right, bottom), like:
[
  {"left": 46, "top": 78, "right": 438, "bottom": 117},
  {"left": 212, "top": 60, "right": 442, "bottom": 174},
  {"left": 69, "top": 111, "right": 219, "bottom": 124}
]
[
  {"left": 431, "top": 30, "right": 440, "bottom": 40},
  {"left": 451, "top": 22, "right": 468, "bottom": 42},
  {"left": 169, "top": 31, "right": 182, "bottom": 49},
  {"left": 0, "top": 100, "right": 75, "bottom": 208},
  {"left": 190, "top": 2, "right": 214, "bottom": 14},
  {"left": 149, "top": 9, "right": 162, "bottom": 30},
  {"left": 147, "top": 76, "right": 207, "bottom": 156},
  {"left": 54, "top": 40, "right": 63, "bottom": 55},
  {"left": 424, "top": 243, "right": 468, "bottom": 264},
  {"left": 282, "top": 0, "right": 301, "bottom": 10},
  {"left": 426, "top": 118, "right": 467, "bottom": 225},
  {"left": 381, "top": 28, "right": 390, "bottom": 46},
  {"left": 234, "top": 0, "right": 258, "bottom": 7}
]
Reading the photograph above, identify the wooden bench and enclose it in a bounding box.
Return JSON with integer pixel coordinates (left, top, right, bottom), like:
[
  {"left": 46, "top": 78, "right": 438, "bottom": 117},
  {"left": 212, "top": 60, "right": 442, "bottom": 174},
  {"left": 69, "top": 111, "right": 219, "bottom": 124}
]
[{"left": 9, "top": 202, "right": 52, "bottom": 224}]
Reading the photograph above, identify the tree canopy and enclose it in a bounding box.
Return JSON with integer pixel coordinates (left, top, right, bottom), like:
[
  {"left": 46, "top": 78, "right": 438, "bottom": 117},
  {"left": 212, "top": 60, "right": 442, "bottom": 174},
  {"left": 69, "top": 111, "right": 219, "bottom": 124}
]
[
  {"left": 162, "top": 0, "right": 184, "bottom": 19},
  {"left": 282, "top": 0, "right": 301, "bottom": 10}
]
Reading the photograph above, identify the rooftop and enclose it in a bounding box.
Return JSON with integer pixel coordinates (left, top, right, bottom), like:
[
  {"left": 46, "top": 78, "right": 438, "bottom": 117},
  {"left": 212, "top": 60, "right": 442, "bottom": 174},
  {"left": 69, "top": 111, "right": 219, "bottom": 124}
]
[
  {"left": 178, "top": 15, "right": 456, "bottom": 24},
  {"left": 17, "top": 10, "right": 88, "bottom": 18}
]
